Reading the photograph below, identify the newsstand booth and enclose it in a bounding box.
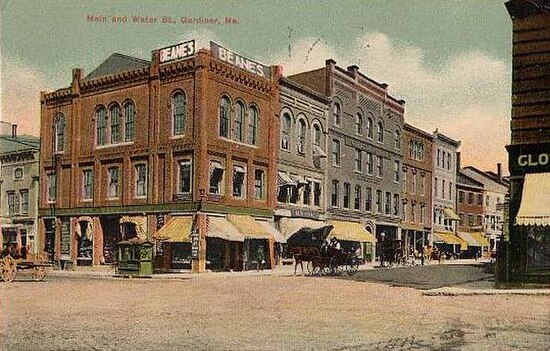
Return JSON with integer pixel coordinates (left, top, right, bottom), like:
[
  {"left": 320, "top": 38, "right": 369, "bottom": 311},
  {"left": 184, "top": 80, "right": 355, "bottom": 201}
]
[{"left": 116, "top": 239, "right": 153, "bottom": 277}]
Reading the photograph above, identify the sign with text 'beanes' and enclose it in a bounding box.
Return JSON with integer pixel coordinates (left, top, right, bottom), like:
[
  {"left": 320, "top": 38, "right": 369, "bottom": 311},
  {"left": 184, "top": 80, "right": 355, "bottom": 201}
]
[
  {"left": 210, "top": 41, "right": 271, "bottom": 79},
  {"left": 159, "top": 40, "right": 196, "bottom": 64}
]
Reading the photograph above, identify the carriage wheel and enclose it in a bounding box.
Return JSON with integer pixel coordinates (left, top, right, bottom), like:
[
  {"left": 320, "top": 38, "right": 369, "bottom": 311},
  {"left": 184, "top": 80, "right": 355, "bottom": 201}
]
[
  {"left": 306, "top": 261, "right": 313, "bottom": 275},
  {"left": 346, "top": 257, "right": 359, "bottom": 276},
  {"left": 328, "top": 258, "right": 341, "bottom": 276},
  {"left": 31, "top": 266, "right": 47, "bottom": 281},
  {"left": 1, "top": 256, "right": 17, "bottom": 283}
]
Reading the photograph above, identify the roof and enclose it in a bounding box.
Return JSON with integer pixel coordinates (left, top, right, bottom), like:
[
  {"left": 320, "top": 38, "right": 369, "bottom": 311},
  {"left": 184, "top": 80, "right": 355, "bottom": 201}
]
[
  {"left": 457, "top": 170, "right": 485, "bottom": 190},
  {"left": 0, "top": 134, "right": 40, "bottom": 155},
  {"left": 433, "top": 130, "right": 461, "bottom": 147},
  {"left": 85, "top": 53, "right": 150, "bottom": 80}
]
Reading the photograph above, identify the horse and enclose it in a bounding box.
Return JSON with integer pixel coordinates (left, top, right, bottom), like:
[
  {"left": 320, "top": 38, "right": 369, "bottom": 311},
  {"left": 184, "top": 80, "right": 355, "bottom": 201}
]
[{"left": 289, "top": 246, "right": 321, "bottom": 276}]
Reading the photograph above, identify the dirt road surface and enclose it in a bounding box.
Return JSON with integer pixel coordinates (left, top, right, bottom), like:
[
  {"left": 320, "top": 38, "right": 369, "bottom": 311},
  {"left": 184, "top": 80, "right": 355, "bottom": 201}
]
[{"left": 1, "top": 273, "right": 548, "bottom": 351}]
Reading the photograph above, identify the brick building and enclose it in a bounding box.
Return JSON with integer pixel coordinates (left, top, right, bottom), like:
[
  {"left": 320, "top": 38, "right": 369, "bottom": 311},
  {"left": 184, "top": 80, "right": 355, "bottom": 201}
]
[
  {"left": 402, "top": 123, "right": 434, "bottom": 252},
  {"left": 38, "top": 41, "right": 282, "bottom": 272}
]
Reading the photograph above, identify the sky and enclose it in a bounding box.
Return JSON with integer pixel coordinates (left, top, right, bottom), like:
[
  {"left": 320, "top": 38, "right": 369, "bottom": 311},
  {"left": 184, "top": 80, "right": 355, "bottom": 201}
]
[{"left": 0, "top": 0, "right": 513, "bottom": 173}]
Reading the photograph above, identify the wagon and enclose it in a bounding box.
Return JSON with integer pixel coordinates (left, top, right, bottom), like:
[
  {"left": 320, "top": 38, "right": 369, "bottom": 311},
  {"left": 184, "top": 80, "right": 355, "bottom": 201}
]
[
  {"left": 0, "top": 252, "right": 52, "bottom": 283},
  {"left": 380, "top": 239, "right": 408, "bottom": 267}
]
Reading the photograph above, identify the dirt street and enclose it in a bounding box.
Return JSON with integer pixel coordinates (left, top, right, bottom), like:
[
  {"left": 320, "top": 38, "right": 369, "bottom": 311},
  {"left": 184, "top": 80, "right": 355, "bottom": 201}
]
[{"left": 1, "top": 274, "right": 548, "bottom": 351}]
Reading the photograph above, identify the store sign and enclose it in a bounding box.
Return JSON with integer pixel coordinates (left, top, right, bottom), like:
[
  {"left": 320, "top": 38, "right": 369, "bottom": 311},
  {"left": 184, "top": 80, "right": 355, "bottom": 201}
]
[
  {"left": 156, "top": 213, "right": 165, "bottom": 230},
  {"left": 191, "top": 226, "right": 199, "bottom": 259},
  {"left": 159, "top": 40, "right": 195, "bottom": 64},
  {"left": 210, "top": 41, "right": 271, "bottom": 79},
  {"left": 290, "top": 209, "right": 320, "bottom": 220},
  {"left": 507, "top": 143, "right": 550, "bottom": 175}
]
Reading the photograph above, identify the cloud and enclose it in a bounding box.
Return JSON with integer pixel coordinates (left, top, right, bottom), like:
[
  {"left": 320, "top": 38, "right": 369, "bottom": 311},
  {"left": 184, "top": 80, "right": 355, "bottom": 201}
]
[
  {"left": 270, "top": 32, "right": 511, "bottom": 172},
  {"left": 0, "top": 59, "right": 53, "bottom": 136}
]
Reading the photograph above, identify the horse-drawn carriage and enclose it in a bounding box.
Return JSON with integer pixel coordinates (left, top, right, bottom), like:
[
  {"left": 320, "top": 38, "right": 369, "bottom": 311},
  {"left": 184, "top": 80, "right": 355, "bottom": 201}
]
[
  {"left": 0, "top": 249, "right": 51, "bottom": 283},
  {"left": 287, "top": 226, "right": 361, "bottom": 277},
  {"left": 380, "top": 239, "right": 412, "bottom": 267}
]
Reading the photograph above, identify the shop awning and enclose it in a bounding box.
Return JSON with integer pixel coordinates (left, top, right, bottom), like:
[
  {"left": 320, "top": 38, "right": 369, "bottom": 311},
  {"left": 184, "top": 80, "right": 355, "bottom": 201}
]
[
  {"left": 458, "top": 232, "right": 490, "bottom": 247},
  {"left": 120, "top": 215, "right": 147, "bottom": 239},
  {"left": 290, "top": 174, "right": 308, "bottom": 185},
  {"left": 258, "top": 221, "right": 286, "bottom": 243},
  {"left": 328, "top": 220, "right": 377, "bottom": 243},
  {"left": 227, "top": 215, "right": 274, "bottom": 240},
  {"left": 153, "top": 216, "right": 193, "bottom": 242},
  {"left": 443, "top": 208, "right": 460, "bottom": 221},
  {"left": 516, "top": 172, "right": 550, "bottom": 226},
  {"left": 433, "top": 231, "right": 467, "bottom": 251},
  {"left": 206, "top": 216, "right": 244, "bottom": 242},
  {"left": 279, "top": 217, "right": 328, "bottom": 239},
  {"left": 277, "top": 171, "right": 296, "bottom": 187}
]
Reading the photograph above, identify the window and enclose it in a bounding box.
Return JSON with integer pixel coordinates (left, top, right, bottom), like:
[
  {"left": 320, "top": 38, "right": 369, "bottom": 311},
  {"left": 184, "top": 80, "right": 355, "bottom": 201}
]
[
  {"left": 248, "top": 106, "right": 259, "bottom": 145},
  {"left": 332, "top": 139, "right": 341, "bottom": 167},
  {"left": 96, "top": 106, "right": 107, "bottom": 146},
  {"left": 377, "top": 122, "right": 384, "bottom": 143},
  {"left": 281, "top": 112, "right": 291, "bottom": 150},
  {"left": 365, "top": 187, "right": 372, "bottom": 212},
  {"left": 437, "top": 149, "right": 440, "bottom": 167},
  {"left": 297, "top": 118, "right": 306, "bottom": 154},
  {"left": 124, "top": 101, "right": 135, "bottom": 142},
  {"left": 331, "top": 180, "right": 339, "bottom": 207},
  {"left": 420, "top": 174, "right": 425, "bottom": 195},
  {"left": 442, "top": 179, "right": 446, "bottom": 199},
  {"left": 412, "top": 173, "right": 417, "bottom": 195},
  {"left": 412, "top": 203, "right": 417, "bottom": 222},
  {"left": 477, "top": 215, "right": 483, "bottom": 226},
  {"left": 459, "top": 213, "right": 465, "bottom": 226},
  {"left": 110, "top": 104, "right": 121, "bottom": 143},
  {"left": 254, "top": 169, "right": 265, "bottom": 200},
  {"left": 82, "top": 169, "right": 93, "bottom": 200},
  {"left": 219, "top": 96, "right": 230, "bottom": 138},
  {"left": 403, "top": 202, "right": 408, "bottom": 221},
  {"left": 108, "top": 167, "right": 119, "bottom": 199},
  {"left": 7, "top": 191, "right": 16, "bottom": 216},
  {"left": 447, "top": 152, "right": 451, "bottom": 170},
  {"left": 394, "top": 129, "right": 401, "bottom": 150},
  {"left": 355, "top": 113, "right": 363, "bottom": 135},
  {"left": 232, "top": 165, "right": 246, "bottom": 198},
  {"left": 14, "top": 168, "right": 23, "bottom": 180},
  {"left": 234, "top": 102, "right": 245, "bottom": 142},
  {"left": 343, "top": 182, "right": 351, "bottom": 208},
  {"left": 477, "top": 194, "right": 483, "bottom": 206},
  {"left": 442, "top": 152, "right": 446, "bottom": 169},
  {"left": 366, "top": 152, "right": 373, "bottom": 175},
  {"left": 354, "top": 185, "right": 361, "bottom": 210},
  {"left": 135, "top": 164, "right": 147, "bottom": 197},
  {"left": 394, "top": 161, "right": 400, "bottom": 182},
  {"left": 420, "top": 205, "right": 425, "bottom": 224},
  {"left": 468, "top": 192, "right": 474, "bottom": 205},
  {"left": 20, "top": 190, "right": 29, "bottom": 215},
  {"left": 434, "top": 177, "right": 438, "bottom": 198},
  {"left": 376, "top": 155, "right": 383, "bottom": 177},
  {"left": 459, "top": 191, "right": 465, "bottom": 203},
  {"left": 209, "top": 161, "right": 224, "bottom": 195},
  {"left": 332, "top": 103, "right": 341, "bottom": 126},
  {"left": 393, "top": 194, "right": 399, "bottom": 216},
  {"left": 313, "top": 181, "right": 321, "bottom": 206},
  {"left": 47, "top": 173, "right": 57, "bottom": 202},
  {"left": 54, "top": 114, "right": 65, "bottom": 153},
  {"left": 313, "top": 124, "right": 321, "bottom": 146},
  {"left": 403, "top": 170, "right": 407, "bottom": 192},
  {"left": 178, "top": 160, "right": 192, "bottom": 194},
  {"left": 303, "top": 180, "right": 311, "bottom": 205},
  {"left": 376, "top": 190, "right": 382, "bottom": 213},
  {"left": 354, "top": 149, "right": 362, "bottom": 172},
  {"left": 449, "top": 182, "right": 453, "bottom": 200},
  {"left": 172, "top": 92, "right": 186, "bottom": 136},
  {"left": 486, "top": 195, "right": 490, "bottom": 207},
  {"left": 468, "top": 214, "right": 474, "bottom": 226},
  {"left": 366, "top": 115, "right": 373, "bottom": 139},
  {"left": 385, "top": 192, "right": 391, "bottom": 215}
]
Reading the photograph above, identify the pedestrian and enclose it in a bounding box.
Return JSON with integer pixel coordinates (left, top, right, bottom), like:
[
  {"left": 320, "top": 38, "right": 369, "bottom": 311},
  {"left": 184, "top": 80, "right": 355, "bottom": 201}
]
[
  {"left": 420, "top": 245, "right": 425, "bottom": 266},
  {"left": 256, "top": 245, "right": 266, "bottom": 271}
]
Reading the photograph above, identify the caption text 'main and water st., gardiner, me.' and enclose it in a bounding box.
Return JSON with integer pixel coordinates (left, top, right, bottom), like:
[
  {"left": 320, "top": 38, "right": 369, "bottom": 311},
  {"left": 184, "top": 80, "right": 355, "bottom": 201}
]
[{"left": 86, "top": 14, "right": 239, "bottom": 25}]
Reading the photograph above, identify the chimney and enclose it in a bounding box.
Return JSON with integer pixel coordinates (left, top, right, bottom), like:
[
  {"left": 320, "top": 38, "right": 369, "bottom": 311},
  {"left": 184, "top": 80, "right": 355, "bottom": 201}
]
[
  {"left": 347, "top": 65, "right": 359, "bottom": 78},
  {"left": 11, "top": 124, "right": 17, "bottom": 139},
  {"left": 497, "top": 163, "right": 502, "bottom": 184}
]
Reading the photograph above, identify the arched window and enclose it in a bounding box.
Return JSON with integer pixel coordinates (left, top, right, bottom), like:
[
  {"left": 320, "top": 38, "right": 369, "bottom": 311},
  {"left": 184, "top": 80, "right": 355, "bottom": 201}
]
[
  {"left": 297, "top": 118, "right": 306, "bottom": 154},
  {"left": 124, "top": 101, "right": 135, "bottom": 142},
  {"left": 355, "top": 113, "right": 363, "bottom": 135},
  {"left": 234, "top": 101, "right": 245, "bottom": 142},
  {"left": 54, "top": 114, "right": 65, "bottom": 153},
  {"left": 281, "top": 112, "right": 291, "bottom": 150},
  {"left": 219, "top": 96, "right": 230, "bottom": 138},
  {"left": 313, "top": 123, "right": 321, "bottom": 146},
  {"left": 394, "top": 129, "right": 401, "bottom": 150},
  {"left": 96, "top": 106, "right": 107, "bottom": 146},
  {"left": 110, "top": 104, "right": 121, "bottom": 143},
  {"left": 247, "top": 105, "right": 259, "bottom": 145},
  {"left": 366, "top": 115, "right": 373, "bottom": 139},
  {"left": 172, "top": 92, "right": 186, "bottom": 136},
  {"left": 377, "top": 122, "right": 384, "bottom": 143},
  {"left": 332, "top": 103, "right": 341, "bottom": 126}
]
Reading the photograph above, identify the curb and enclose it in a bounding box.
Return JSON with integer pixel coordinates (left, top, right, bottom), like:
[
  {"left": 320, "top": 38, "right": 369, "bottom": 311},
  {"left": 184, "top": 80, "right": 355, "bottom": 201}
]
[{"left": 423, "top": 288, "right": 550, "bottom": 296}]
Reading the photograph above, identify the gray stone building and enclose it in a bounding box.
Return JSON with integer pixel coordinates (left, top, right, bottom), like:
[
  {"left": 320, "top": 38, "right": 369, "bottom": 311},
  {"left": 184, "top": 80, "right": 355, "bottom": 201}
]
[
  {"left": 0, "top": 124, "right": 40, "bottom": 256},
  {"left": 290, "top": 60, "right": 404, "bottom": 260}
]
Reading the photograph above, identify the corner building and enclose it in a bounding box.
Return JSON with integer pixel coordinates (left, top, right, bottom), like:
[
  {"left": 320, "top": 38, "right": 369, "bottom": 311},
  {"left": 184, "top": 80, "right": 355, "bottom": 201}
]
[{"left": 38, "top": 43, "right": 282, "bottom": 271}]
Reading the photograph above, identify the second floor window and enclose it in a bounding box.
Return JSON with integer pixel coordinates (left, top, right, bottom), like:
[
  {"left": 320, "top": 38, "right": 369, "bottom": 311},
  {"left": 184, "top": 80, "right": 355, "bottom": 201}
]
[
  {"left": 332, "top": 139, "right": 341, "bottom": 167},
  {"left": 96, "top": 107, "right": 107, "bottom": 146},
  {"left": 376, "top": 156, "right": 383, "bottom": 177},
  {"left": 172, "top": 92, "right": 186, "bottom": 136},
  {"left": 234, "top": 102, "right": 245, "bottom": 142},
  {"left": 233, "top": 165, "right": 246, "bottom": 198},
  {"left": 385, "top": 192, "right": 391, "bottom": 215},
  {"left": 354, "top": 149, "right": 362, "bottom": 172},
  {"left": 376, "top": 190, "right": 382, "bottom": 213},
  {"left": 108, "top": 167, "right": 119, "bottom": 199},
  {"left": 54, "top": 114, "right": 65, "bottom": 153},
  {"left": 248, "top": 106, "right": 259, "bottom": 145},
  {"left": 393, "top": 194, "right": 400, "bottom": 216},
  {"left": 297, "top": 118, "right": 306, "bottom": 154},
  {"left": 83, "top": 169, "right": 93, "bottom": 200},
  {"left": 7, "top": 191, "right": 17, "bottom": 216},
  {"left": 331, "top": 180, "right": 339, "bottom": 207},
  {"left": 219, "top": 96, "right": 230, "bottom": 138},
  {"left": 354, "top": 185, "right": 361, "bottom": 210},
  {"left": 281, "top": 113, "right": 291, "bottom": 150},
  {"left": 47, "top": 173, "right": 57, "bottom": 202},
  {"left": 314, "top": 181, "right": 321, "bottom": 206},
  {"left": 178, "top": 160, "right": 192, "bottom": 194},
  {"left": 343, "top": 182, "right": 350, "bottom": 208},
  {"left": 394, "top": 161, "right": 400, "bottom": 182},
  {"left": 366, "top": 152, "right": 373, "bottom": 175},
  {"left": 254, "top": 169, "right": 265, "bottom": 199},
  {"left": 20, "top": 190, "right": 29, "bottom": 215},
  {"left": 110, "top": 104, "right": 121, "bottom": 143},
  {"left": 209, "top": 161, "right": 224, "bottom": 195},
  {"left": 365, "top": 187, "right": 372, "bottom": 212},
  {"left": 135, "top": 164, "right": 147, "bottom": 197}
]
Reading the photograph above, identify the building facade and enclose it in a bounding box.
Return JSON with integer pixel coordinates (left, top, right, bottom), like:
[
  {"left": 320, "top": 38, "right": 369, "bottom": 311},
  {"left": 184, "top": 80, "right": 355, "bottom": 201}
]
[
  {"left": 0, "top": 125, "right": 40, "bottom": 257},
  {"left": 402, "top": 123, "right": 434, "bottom": 252},
  {"left": 504, "top": 0, "right": 550, "bottom": 284},
  {"left": 289, "top": 60, "right": 403, "bottom": 259},
  {"left": 38, "top": 42, "right": 282, "bottom": 272}
]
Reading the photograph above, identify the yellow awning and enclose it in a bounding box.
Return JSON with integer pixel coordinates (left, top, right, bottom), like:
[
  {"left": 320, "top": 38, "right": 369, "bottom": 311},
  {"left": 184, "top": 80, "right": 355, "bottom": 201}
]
[
  {"left": 433, "top": 231, "right": 468, "bottom": 250},
  {"left": 153, "top": 216, "right": 193, "bottom": 242},
  {"left": 516, "top": 172, "right": 550, "bottom": 226},
  {"left": 443, "top": 208, "right": 460, "bottom": 221},
  {"left": 258, "top": 221, "right": 286, "bottom": 243},
  {"left": 206, "top": 216, "right": 244, "bottom": 242},
  {"left": 279, "top": 217, "right": 328, "bottom": 240},
  {"left": 328, "top": 220, "right": 377, "bottom": 242},
  {"left": 458, "top": 232, "right": 490, "bottom": 247},
  {"left": 227, "top": 215, "right": 274, "bottom": 240}
]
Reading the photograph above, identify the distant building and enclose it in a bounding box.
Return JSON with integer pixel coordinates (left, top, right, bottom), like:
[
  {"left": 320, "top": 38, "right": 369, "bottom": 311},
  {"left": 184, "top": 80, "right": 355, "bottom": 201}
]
[{"left": 0, "top": 124, "right": 40, "bottom": 256}]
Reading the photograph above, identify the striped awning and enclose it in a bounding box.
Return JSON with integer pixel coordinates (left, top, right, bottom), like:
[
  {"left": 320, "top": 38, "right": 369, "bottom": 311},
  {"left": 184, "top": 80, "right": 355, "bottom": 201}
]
[
  {"left": 153, "top": 216, "right": 193, "bottom": 242},
  {"left": 258, "top": 221, "right": 286, "bottom": 243},
  {"left": 279, "top": 217, "right": 328, "bottom": 240},
  {"left": 516, "top": 172, "right": 550, "bottom": 226},
  {"left": 328, "top": 220, "right": 377, "bottom": 243},
  {"left": 458, "top": 232, "right": 490, "bottom": 247},
  {"left": 434, "top": 231, "right": 468, "bottom": 250},
  {"left": 227, "top": 215, "right": 274, "bottom": 240},
  {"left": 206, "top": 216, "right": 244, "bottom": 242},
  {"left": 443, "top": 208, "right": 460, "bottom": 221},
  {"left": 277, "top": 171, "right": 296, "bottom": 187}
]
